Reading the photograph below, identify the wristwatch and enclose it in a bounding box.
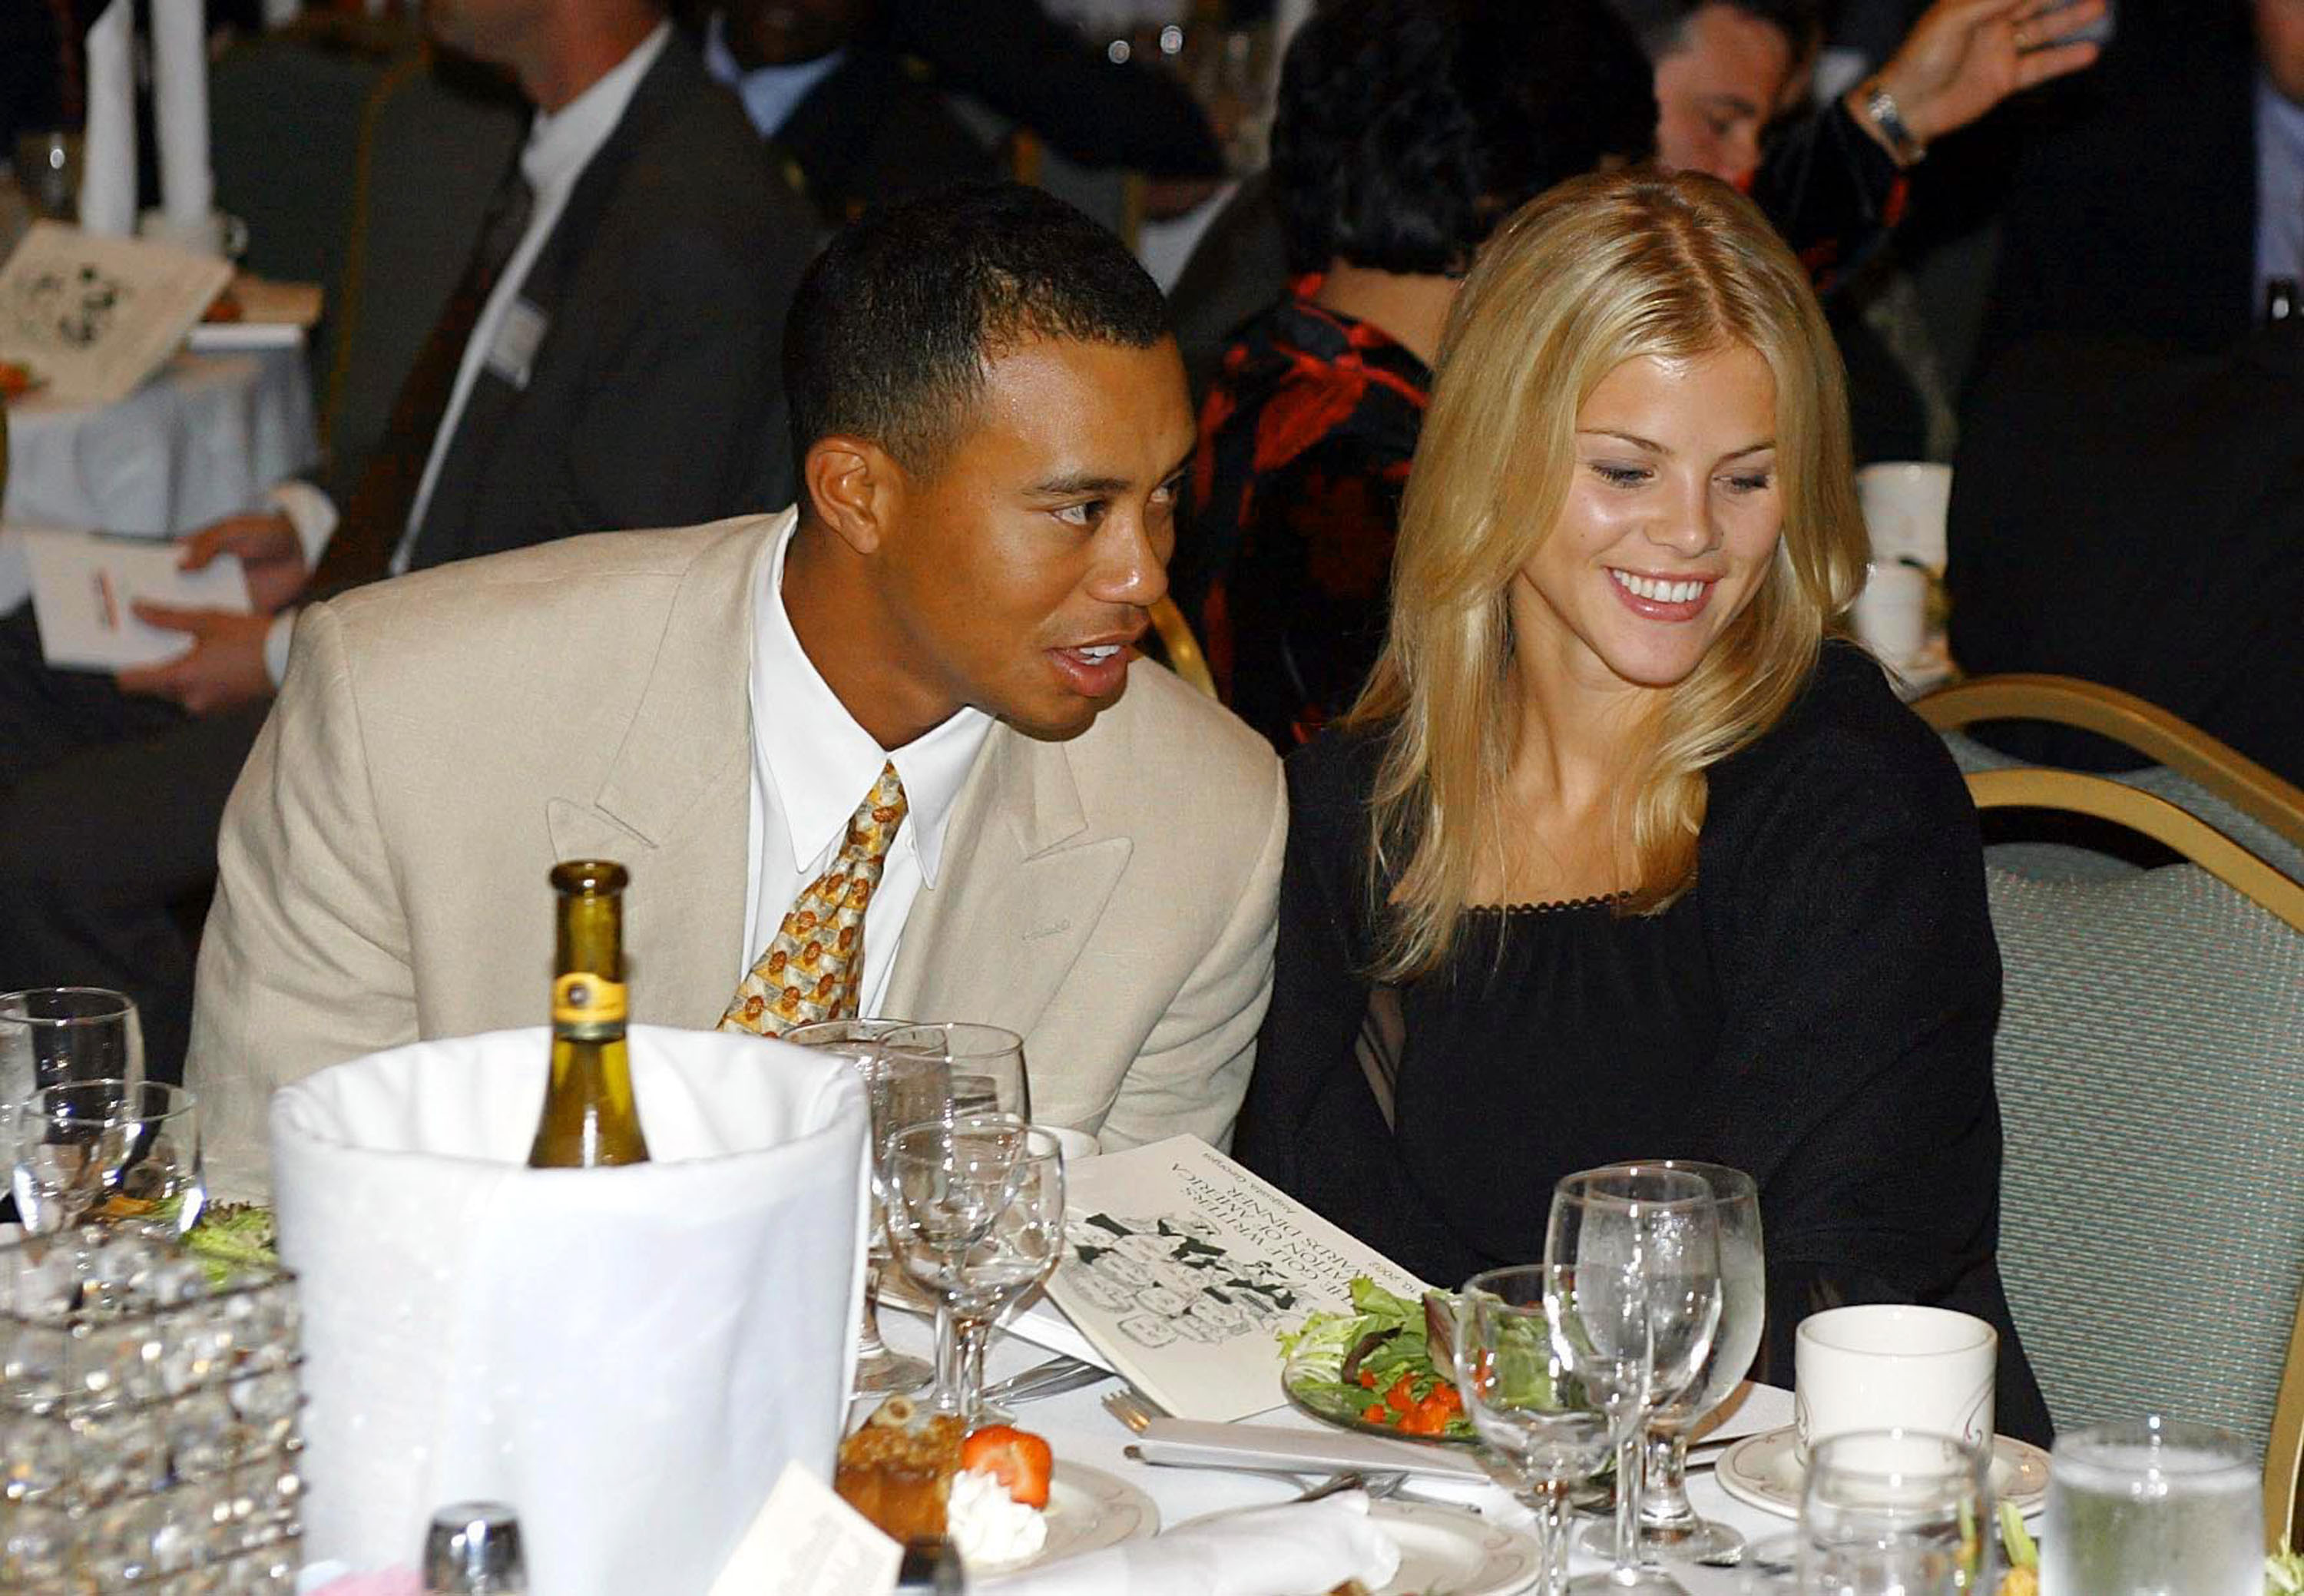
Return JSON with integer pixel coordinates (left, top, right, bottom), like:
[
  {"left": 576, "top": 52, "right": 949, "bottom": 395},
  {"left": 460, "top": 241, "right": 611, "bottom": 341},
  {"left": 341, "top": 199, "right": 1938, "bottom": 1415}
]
[{"left": 1860, "top": 78, "right": 1927, "bottom": 165}]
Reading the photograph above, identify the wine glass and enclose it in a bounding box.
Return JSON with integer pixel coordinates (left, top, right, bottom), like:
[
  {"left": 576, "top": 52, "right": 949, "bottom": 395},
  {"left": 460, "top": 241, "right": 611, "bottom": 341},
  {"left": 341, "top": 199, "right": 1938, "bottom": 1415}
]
[
  {"left": 1545, "top": 1166, "right": 1722, "bottom": 1595},
  {"left": 878, "top": 1022, "right": 1029, "bottom": 1122},
  {"left": 8, "top": 1080, "right": 204, "bottom": 1238},
  {"left": 1587, "top": 1161, "right": 1765, "bottom": 1566},
  {"left": 2041, "top": 1417, "right": 2261, "bottom": 1596},
  {"left": 1453, "top": 1266, "right": 1617, "bottom": 1596},
  {"left": 1799, "top": 1429, "right": 1994, "bottom": 1596},
  {"left": 884, "top": 1116, "right": 1063, "bottom": 1425},
  {"left": 784, "top": 1018, "right": 952, "bottom": 1396},
  {"left": 0, "top": 988, "right": 144, "bottom": 1105}
]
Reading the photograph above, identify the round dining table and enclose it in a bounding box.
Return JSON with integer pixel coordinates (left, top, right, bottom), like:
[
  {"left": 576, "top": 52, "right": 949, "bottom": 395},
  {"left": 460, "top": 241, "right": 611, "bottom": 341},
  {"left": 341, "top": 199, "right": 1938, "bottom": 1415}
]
[
  {"left": 878, "top": 1310, "right": 1803, "bottom": 1595},
  {"left": 2, "top": 339, "right": 318, "bottom": 538}
]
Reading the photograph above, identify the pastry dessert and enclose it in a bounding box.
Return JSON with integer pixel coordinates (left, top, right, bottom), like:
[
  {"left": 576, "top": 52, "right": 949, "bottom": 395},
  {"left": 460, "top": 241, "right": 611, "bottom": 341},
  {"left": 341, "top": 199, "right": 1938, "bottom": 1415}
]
[
  {"left": 836, "top": 1400, "right": 1052, "bottom": 1567},
  {"left": 836, "top": 1396, "right": 965, "bottom": 1541}
]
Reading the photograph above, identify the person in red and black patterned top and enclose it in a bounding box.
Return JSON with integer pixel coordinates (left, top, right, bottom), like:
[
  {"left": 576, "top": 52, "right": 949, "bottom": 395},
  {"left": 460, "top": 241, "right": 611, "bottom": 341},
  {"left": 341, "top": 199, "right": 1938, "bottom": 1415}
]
[{"left": 1174, "top": 0, "right": 1656, "bottom": 751}]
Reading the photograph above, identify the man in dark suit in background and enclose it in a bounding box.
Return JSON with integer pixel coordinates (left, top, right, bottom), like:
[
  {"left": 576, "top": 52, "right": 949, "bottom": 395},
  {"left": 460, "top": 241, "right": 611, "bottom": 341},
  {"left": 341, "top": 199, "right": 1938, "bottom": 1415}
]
[
  {"left": 700, "top": 0, "right": 993, "bottom": 225},
  {"left": 0, "top": 0, "right": 819, "bottom": 1078}
]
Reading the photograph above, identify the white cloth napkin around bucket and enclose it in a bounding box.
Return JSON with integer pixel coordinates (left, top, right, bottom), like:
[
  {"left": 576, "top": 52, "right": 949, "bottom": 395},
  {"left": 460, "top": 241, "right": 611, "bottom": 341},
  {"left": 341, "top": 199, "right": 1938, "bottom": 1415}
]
[{"left": 269, "top": 1025, "right": 869, "bottom": 1595}]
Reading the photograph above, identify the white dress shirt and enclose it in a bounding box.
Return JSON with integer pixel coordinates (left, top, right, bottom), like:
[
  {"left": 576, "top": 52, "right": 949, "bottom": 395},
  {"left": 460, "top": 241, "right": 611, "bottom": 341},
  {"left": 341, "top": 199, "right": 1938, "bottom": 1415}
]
[
  {"left": 263, "top": 23, "right": 671, "bottom": 684},
  {"left": 740, "top": 520, "right": 995, "bottom": 1019}
]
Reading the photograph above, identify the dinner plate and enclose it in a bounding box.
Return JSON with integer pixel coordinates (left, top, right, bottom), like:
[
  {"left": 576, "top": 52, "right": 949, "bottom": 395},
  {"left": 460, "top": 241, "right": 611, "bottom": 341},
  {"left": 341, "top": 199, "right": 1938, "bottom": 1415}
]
[
  {"left": 1367, "top": 1499, "right": 1544, "bottom": 1596},
  {"left": 1715, "top": 1425, "right": 2052, "bottom": 1519},
  {"left": 975, "top": 1459, "right": 1160, "bottom": 1572}
]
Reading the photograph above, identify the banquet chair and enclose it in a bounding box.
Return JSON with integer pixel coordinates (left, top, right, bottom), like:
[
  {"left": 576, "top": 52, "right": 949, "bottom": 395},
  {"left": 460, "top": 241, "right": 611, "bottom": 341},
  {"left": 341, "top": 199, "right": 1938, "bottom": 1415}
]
[
  {"left": 1919, "top": 673, "right": 2304, "bottom": 881},
  {"left": 1967, "top": 767, "right": 2304, "bottom": 1548}
]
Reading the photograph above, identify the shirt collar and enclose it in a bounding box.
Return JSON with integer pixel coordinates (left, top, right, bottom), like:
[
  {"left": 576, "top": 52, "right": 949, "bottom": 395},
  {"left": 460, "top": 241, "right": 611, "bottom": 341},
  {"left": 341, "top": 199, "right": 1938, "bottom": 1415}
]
[
  {"left": 523, "top": 22, "right": 672, "bottom": 197},
  {"left": 701, "top": 12, "right": 848, "bottom": 141},
  {"left": 753, "top": 518, "right": 992, "bottom": 888}
]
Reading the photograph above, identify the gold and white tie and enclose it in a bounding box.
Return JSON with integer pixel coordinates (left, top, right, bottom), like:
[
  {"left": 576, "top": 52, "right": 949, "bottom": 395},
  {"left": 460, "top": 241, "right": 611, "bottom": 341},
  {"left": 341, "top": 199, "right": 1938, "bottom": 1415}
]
[{"left": 719, "top": 761, "right": 907, "bottom": 1038}]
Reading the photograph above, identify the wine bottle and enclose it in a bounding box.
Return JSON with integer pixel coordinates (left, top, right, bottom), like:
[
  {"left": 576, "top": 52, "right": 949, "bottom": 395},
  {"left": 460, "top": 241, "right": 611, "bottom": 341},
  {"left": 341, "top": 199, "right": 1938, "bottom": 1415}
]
[{"left": 527, "top": 859, "right": 650, "bottom": 1168}]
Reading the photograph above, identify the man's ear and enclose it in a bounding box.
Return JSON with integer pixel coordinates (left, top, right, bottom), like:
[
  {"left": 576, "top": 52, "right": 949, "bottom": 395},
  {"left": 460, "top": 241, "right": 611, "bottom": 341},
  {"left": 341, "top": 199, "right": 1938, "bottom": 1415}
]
[{"left": 803, "top": 435, "right": 902, "bottom": 556}]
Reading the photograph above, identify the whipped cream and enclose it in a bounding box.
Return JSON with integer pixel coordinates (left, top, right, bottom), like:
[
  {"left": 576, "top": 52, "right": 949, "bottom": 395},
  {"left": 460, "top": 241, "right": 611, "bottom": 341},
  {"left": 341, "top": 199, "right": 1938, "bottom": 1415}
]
[{"left": 947, "top": 1466, "right": 1048, "bottom": 1568}]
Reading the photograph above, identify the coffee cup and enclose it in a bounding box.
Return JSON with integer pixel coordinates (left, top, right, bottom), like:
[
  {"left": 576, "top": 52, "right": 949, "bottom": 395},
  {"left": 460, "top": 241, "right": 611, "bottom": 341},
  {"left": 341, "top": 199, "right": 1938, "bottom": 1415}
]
[
  {"left": 136, "top": 207, "right": 247, "bottom": 260},
  {"left": 1794, "top": 1304, "right": 1995, "bottom": 1461},
  {"left": 1044, "top": 1124, "right": 1101, "bottom": 1162},
  {"left": 1850, "top": 558, "right": 1928, "bottom": 668},
  {"left": 1855, "top": 462, "right": 1951, "bottom": 571}
]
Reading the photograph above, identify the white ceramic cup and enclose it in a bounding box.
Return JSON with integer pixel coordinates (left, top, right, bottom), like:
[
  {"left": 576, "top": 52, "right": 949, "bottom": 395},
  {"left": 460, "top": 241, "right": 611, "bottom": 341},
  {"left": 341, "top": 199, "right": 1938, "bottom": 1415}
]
[
  {"left": 136, "top": 206, "right": 247, "bottom": 260},
  {"left": 1044, "top": 1124, "right": 1100, "bottom": 1162},
  {"left": 1855, "top": 462, "right": 1952, "bottom": 571},
  {"left": 1793, "top": 1304, "right": 1996, "bottom": 1461},
  {"left": 1851, "top": 559, "right": 1929, "bottom": 668}
]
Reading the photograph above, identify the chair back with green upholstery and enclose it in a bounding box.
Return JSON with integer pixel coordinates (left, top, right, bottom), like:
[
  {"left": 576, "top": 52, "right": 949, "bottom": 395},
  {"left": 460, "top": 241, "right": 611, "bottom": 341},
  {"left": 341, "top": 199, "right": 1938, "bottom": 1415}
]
[{"left": 1973, "top": 770, "right": 2304, "bottom": 1545}]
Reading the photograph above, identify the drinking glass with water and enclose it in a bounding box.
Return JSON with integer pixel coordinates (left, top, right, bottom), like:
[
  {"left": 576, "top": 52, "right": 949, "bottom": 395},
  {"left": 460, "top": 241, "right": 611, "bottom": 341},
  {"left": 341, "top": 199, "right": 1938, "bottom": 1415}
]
[{"left": 2042, "top": 1417, "right": 2260, "bottom": 1596}]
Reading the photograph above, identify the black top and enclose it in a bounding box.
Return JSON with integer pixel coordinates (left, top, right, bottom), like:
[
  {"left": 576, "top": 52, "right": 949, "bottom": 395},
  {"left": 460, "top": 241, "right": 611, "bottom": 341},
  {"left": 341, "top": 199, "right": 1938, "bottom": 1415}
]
[{"left": 1233, "top": 644, "right": 2053, "bottom": 1442}]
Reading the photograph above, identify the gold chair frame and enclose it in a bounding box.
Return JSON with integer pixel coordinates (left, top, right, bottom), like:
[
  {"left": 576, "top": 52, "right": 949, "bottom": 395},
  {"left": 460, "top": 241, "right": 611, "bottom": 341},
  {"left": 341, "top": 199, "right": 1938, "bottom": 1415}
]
[
  {"left": 1147, "top": 594, "right": 1217, "bottom": 699},
  {"left": 1919, "top": 673, "right": 2304, "bottom": 861},
  {"left": 1965, "top": 766, "right": 2304, "bottom": 1545}
]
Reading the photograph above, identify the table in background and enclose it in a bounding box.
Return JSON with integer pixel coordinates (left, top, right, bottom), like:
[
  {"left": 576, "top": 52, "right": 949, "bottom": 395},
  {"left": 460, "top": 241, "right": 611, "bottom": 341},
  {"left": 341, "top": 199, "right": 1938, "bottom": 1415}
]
[{"left": 3, "top": 338, "right": 319, "bottom": 538}]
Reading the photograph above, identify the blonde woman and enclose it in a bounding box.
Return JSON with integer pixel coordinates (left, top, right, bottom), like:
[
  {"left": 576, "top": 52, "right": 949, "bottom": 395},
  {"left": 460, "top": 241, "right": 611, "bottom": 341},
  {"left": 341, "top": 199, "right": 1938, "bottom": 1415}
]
[{"left": 1233, "top": 169, "right": 2048, "bottom": 1442}]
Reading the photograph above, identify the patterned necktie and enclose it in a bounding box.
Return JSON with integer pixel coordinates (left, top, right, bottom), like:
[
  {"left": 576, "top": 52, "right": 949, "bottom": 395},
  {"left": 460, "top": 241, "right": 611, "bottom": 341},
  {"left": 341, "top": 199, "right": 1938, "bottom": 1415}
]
[
  {"left": 720, "top": 762, "right": 909, "bottom": 1038},
  {"left": 310, "top": 157, "right": 537, "bottom": 594}
]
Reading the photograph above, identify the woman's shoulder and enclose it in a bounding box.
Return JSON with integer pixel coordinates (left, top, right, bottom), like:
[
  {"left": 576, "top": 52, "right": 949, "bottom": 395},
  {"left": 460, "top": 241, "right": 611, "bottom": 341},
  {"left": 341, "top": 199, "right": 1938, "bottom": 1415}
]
[
  {"left": 1709, "top": 642, "right": 1972, "bottom": 837},
  {"left": 1286, "top": 720, "right": 1387, "bottom": 815}
]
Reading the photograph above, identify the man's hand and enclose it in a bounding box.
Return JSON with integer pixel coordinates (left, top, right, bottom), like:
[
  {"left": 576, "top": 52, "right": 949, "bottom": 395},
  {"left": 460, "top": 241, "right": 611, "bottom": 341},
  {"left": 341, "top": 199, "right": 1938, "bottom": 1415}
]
[
  {"left": 116, "top": 606, "right": 276, "bottom": 715},
  {"left": 179, "top": 511, "right": 308, "bottom": 614},
  {"left": 1859, "top": 0, "right": 2104, "bottom": 155}
]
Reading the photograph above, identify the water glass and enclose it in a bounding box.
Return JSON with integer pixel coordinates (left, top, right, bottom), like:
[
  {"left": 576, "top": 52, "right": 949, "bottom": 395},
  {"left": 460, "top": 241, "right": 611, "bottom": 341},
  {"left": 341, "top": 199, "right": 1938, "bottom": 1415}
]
[
  {"left": 878, "top": 1021, "right": 1030, "bottom": 1122},
  {"left": 1545, "top": 1166, "right": 1722, "bottom": 1595},
  {"left": 1, "top": 987, "right": 145, "bottom": 1104},
  {"left": 884, "top": 1116, "right": 1063, "bottom": 1424},
  {"left": 1800, "top": 1429, "right": 1994, "bottom": 1596},
  {"left": 1594, "top": 1161, "right": 1766, "bottom": 1565},
  {"left": 783, "top": 1018, "right": 948, "bottom": 1396},
  {"left": 2041, "top": 1417, "right": 2261, "bottom": 1595},
  {"left": 8, "top": 1080, "right": 203, "bottom": 1238},
  {"left": 1453, "top": 1266, "right": 1614, "bottom": 1596}
]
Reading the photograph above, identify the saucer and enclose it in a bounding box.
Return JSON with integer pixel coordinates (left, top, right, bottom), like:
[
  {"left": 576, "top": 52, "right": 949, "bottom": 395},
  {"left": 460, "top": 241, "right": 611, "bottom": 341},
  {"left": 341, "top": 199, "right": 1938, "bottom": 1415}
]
[{"left": 1716, "top": 1425, "right": 2051, "bottom": 1519}]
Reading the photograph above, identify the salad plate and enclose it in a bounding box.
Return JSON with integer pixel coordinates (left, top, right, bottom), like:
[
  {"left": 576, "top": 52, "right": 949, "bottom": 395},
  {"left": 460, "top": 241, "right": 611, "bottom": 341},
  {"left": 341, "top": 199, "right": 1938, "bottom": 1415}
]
[
  {"left": 1279, "top": 1278, "right": 1479, "bottom": 1445},
  {"left": 1715, "top": 1425, "right": 2051, "bottom": 1520}
]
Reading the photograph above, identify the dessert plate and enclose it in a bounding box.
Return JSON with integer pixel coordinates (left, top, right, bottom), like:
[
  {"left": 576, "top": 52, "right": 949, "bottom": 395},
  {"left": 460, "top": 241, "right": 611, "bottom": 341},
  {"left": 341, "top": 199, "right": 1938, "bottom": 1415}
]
[
  {"left": 979, "top": 1460, "right": 1160, "bottom": 1571},
  {"left": 1715, "top": 1425, "right": 2051, "bottom": 1520}
]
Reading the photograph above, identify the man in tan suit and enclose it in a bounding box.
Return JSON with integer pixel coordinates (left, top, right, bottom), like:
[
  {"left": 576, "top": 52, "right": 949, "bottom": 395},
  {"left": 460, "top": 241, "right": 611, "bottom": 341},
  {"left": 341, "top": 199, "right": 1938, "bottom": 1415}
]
[{"left": 187, "top": 184, "right": 1285, "bottom": 1196}]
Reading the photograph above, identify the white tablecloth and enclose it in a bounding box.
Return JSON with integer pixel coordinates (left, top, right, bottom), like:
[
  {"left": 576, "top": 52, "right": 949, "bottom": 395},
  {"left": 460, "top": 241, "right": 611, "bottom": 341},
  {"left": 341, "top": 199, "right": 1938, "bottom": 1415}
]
[
  {"left": 4, "top": 340, "right": 319, "bottom": 538},
  {"left": 879, "top": 1312, "right": 1796, "bottom": 1595}
]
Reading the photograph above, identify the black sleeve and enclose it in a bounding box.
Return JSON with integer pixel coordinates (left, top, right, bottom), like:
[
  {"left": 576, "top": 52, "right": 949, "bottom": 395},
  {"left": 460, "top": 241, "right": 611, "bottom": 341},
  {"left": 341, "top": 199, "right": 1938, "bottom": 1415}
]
[
  {"left": 1752, "top": 100, "right": 1907, "bottom": 296},
  {"left": 1232, "top": 738, "right": 1378, "bottom": 1190},
  {"left": 1703, "top": 659, "right": 2051, "bottom": 1442}
]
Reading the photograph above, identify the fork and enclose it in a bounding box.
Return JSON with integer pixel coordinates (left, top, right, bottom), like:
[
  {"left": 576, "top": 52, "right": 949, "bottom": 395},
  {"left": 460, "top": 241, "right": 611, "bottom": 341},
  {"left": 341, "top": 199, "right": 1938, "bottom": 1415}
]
[{"left": 1102, "top": 1386, "right": 1164, "bottom": 1433}]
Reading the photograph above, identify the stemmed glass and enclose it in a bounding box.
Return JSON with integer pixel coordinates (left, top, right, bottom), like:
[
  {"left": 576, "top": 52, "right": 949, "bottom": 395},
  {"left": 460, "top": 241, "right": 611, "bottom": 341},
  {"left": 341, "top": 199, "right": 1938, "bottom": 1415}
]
[
  {"left": 784, "top": 1018, "right": 955, "bottom": 1396},
  {"left": 883, "top": 1116, "right": 1064, "bottom": 1425},
  {"left": 1799, "top": 1429, "right": 1994, "bottom": 1596},
  {"left": 0, "top": 988, "right": 144, "bottom": 1105},
  {"left": 1454, "top": 1266, "right": 1617, "bottom": 1596},
  {"left": 8, "top": 1080, "right": 204, "bottom": 1238},
  {"left": 878, "top": 1022, "right": 1029, "bottom": 1123},
  {"left": 1545, "top": 1166, "right": 1723, "bottom": 1594},
  {"left": 1587, "top": 1161, "right": 1766, "bottom": 1567}
]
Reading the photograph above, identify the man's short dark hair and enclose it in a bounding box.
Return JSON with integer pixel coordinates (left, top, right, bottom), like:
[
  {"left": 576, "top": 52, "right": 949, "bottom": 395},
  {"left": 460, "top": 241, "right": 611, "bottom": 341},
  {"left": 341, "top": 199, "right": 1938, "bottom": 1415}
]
[
  {"left": 1607, "top": 0, "right": 1825, "bottom": 65},
  {"left": 1273, "top": 0, "right": 1658, "bottom": 276},
  {"left": 783, "top": 182, "right": 1173, "bottom": 484}
]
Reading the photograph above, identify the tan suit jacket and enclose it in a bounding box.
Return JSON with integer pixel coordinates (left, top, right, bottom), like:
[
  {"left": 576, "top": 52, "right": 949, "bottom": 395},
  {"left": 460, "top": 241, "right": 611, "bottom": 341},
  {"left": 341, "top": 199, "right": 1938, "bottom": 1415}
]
[{"left": 187, "top": 511, "right": 1286, "bottom": 1196}]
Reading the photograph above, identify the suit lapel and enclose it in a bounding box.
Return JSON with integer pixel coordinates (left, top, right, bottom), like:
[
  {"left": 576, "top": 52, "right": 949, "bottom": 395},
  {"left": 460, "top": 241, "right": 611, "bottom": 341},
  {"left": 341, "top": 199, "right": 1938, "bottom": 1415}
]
[
  {"left": 545, "top": 514, "right": 778, "bottom": 1028},
  {"left": 886, "top": 725, "right": 1130, "bottom": 1041}
]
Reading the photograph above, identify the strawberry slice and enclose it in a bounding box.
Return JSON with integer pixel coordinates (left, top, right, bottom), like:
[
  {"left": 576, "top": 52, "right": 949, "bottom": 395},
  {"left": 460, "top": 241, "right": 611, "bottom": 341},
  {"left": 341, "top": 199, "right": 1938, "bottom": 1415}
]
[{"left": 960, "top": 1425, "right": 1054, "bottom": 1509}]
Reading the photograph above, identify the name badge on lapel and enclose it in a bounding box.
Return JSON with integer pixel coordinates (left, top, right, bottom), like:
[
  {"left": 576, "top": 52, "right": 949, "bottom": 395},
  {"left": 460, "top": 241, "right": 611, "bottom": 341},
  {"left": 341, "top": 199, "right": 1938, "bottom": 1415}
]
[{"left": 486, "top": 298, "right": 550, "bottom": 389}]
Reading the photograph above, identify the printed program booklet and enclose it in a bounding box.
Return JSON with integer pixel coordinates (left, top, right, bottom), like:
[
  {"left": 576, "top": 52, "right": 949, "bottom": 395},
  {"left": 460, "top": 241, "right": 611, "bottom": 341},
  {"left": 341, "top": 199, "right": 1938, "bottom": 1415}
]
[
  {"left": 1046, "top": 1134, "right": 1427, "bottom": 1422},
  {"left": 0, "top": 222, "right": 233, "bottom": 408}
]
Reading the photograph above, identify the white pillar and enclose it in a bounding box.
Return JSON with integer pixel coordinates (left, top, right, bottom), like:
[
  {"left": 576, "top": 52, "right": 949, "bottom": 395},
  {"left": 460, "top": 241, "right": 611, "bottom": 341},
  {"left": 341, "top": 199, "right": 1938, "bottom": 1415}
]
[
  {"left": 151, "top": 0, "right": 215, "bottom": 233},
  {"left": 78, "top": 0, "right": 137, "bottom": 237}
]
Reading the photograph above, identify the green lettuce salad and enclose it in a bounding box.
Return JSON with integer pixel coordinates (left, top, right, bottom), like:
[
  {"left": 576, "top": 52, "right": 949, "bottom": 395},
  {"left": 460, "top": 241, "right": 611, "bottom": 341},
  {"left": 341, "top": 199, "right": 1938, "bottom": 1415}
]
[{"left": 1279, "top": 1277, "right": 1485, "bottom": 1441}]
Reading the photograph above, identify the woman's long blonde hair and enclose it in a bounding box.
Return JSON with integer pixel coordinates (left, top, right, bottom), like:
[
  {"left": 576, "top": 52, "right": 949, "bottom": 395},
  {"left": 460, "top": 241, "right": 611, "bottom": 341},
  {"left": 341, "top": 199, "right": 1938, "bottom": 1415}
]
[{"left": 1352, "top": 168, "right": 1869, "bottom": 982}]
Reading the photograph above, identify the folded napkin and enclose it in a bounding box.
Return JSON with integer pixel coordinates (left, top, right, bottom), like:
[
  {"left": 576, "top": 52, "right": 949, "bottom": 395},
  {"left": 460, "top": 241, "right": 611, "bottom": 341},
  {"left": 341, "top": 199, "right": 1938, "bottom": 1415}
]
[
  {"left": 981, "top": 1494, "right": 1402, "bottom": 1596},
  {"left": 271, "top": 1026, "right": 869, "bottom": 1596}
]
